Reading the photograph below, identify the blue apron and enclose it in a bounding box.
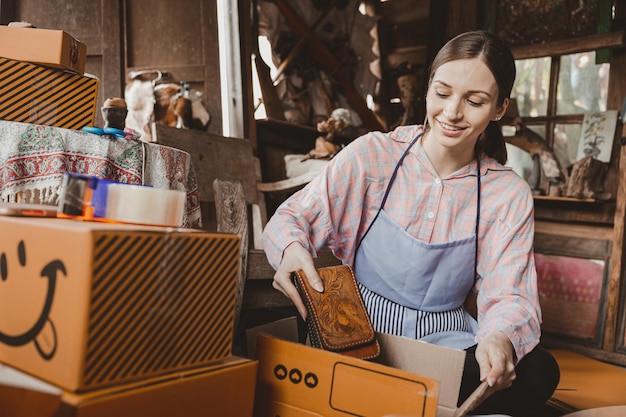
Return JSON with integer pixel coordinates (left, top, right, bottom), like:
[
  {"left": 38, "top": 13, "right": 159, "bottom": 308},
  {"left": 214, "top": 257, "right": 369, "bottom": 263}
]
[{"left": 354, "top": 133, "right": 480, "bottom": 349}]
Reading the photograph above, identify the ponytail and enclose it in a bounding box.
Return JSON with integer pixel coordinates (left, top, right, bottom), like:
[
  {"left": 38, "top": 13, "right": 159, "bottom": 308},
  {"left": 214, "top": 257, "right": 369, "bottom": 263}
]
[{"left": 476, "top": 121, "right": 507, "bottom": 165}]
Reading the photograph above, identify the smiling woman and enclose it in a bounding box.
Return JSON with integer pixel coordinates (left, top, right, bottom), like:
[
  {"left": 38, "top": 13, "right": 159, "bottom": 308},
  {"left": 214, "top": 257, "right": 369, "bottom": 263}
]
[{"left": 261, "top": 30, "right": 560, "bottom": 416}]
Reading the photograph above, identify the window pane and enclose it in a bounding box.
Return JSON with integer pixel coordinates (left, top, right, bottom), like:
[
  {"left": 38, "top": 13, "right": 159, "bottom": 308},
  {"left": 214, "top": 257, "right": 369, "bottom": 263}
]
[
  {"left": 557, "top": 51, "right": 610, "bottom": 114},
  {"left": 554, "top": 123, "right": 582, "bottom": 168},
  {"left": 512, "top": 57, "right": 551, "bottom": 117}
]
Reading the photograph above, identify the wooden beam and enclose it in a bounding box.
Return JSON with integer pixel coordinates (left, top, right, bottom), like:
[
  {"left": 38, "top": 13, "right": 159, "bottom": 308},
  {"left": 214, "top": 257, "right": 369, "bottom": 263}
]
[
  {"left": 512, "top": 31, "right": 625, "bottom": 60},
  {"left": 101, "top": 0, "right": 124, "bottom": 98},
  {"left": 604, "top": 46, "right": 626, "bottom": 353}
]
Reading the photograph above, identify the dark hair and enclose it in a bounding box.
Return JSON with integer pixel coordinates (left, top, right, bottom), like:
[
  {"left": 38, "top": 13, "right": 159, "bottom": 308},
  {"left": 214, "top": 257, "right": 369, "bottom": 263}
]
[{"left": 427, "top": 30, "right": 516, "bottom": 164}]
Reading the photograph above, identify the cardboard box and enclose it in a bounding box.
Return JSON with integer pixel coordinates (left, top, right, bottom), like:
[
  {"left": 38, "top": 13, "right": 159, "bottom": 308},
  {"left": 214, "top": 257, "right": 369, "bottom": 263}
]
[
  {"left": 0, "top": 216, "right": 241, "bottom": 392},
  {"left": 0, "top": 56, "right": 98, "bottom": 130},
  {"left": 550, "top": 349, "right": 626, "bottom": 411},
  {"left": 0, "top": 25, "right": 87, "bottom": 74},
  {"left": 564, "top": 407, "right": 626, "bottom": 417},
  {"left": 253, "top": 332, "right": 472, "bottom": 417},
  {"left": 0, "top": 356, "right": 258, "bottom": 417}
]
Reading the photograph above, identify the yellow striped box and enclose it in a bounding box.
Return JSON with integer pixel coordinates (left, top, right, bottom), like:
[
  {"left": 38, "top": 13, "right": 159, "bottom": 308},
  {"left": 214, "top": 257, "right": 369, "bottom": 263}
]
[
  {"left": 0, "top": 216, "right": 241, "bottom": 392},
  {"left": 0, "top": 57, "right": 98, "bottom": 130}
]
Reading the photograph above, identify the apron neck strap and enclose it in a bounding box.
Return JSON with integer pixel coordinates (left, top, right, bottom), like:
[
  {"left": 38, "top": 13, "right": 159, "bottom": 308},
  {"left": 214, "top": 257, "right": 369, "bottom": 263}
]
[
  {"left": 380, "top": 133, "right": 422, "bottom": 209},
  {"left": 474, "top": 158, "right": 481, "bottom": 283}
]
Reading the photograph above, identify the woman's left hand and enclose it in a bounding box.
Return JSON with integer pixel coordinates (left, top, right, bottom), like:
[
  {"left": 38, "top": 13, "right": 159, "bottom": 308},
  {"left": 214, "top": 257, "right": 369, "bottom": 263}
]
[{"left": 475, "top": 331, "right": 516, "bottom": 391}]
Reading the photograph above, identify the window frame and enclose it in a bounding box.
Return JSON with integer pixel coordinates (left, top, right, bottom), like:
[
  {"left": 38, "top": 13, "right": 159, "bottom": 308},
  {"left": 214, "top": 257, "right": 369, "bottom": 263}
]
[{"left": 510, "top": 31, "right": 623, "bottom": 151}]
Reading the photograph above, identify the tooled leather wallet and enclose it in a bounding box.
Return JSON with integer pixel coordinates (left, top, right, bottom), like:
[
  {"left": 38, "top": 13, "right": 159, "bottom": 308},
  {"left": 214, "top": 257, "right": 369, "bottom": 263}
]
[{"left": 292, "top": 264, "right": 380, "bottom": 360}]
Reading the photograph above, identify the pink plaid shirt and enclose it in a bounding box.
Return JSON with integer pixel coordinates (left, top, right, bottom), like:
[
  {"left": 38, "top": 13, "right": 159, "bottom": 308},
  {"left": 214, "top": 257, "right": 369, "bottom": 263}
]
[{"left": 262, "top": 125, "right": 541, "bottom": 360}]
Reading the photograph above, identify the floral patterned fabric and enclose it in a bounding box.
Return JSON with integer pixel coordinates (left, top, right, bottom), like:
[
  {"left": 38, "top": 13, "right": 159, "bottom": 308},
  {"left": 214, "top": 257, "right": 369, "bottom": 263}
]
[{"left": 0, "top": 120, "right": 201, "bottom": 228}]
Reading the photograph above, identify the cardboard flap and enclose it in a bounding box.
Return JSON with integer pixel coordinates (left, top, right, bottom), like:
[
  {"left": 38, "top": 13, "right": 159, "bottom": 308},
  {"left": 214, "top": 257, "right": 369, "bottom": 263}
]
[
  {"left": 246, "top": 316, "right": 299, "bottom": 358},
  {"left": 375, "top": 332, "right": 466, "bottom": 411}
]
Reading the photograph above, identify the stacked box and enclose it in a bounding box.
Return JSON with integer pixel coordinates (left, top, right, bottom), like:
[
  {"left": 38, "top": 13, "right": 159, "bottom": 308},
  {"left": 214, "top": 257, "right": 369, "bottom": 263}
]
[
  {"left": 0, "top": 25, "right": 87, "bottom": 74},
  {"left": 0, "top": 357, "right": 258, "bottom": 417},
  {"left": 0, "top": 57, "right": 98, "bottom": 129},
  {"left": 0, "top": 216, "right": 241, "bottom": 392}
]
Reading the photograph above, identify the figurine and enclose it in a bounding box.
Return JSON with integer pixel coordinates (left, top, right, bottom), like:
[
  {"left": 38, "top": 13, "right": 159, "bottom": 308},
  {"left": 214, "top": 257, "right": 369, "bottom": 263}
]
[
  {"left": 302, "top": 108, "right": 351, "bottom": 161},
  {"left": 101, "top": 97, "right": 128, "bottom": 130}
]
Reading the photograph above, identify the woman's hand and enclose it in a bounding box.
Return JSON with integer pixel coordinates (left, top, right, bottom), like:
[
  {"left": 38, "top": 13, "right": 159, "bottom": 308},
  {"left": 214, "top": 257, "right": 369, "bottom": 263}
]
[
  {"left": 272, "top": 241, "right": 324, "bottom": 319},
  {"left": 475, "top": 331, "right": 516, "bottom": 391}
]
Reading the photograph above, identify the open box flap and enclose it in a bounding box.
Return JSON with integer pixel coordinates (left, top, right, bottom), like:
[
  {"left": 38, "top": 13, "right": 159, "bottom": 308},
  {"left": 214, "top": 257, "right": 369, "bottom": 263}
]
[{"left": 375, "top": 332, "right": 466, "bottom": 412}]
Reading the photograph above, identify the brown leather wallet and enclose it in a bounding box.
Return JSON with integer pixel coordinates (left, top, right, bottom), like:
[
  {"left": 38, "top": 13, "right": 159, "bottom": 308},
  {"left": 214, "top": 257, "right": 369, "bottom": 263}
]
[{"left": 292, "top": 264, "right": 380, "bottom": 360}]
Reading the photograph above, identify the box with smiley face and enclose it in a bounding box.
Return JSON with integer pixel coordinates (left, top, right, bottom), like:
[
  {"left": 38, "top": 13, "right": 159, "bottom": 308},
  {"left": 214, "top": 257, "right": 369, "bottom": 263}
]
[{"left": 0, "top": 216, "right": 240, "bottom": 392}]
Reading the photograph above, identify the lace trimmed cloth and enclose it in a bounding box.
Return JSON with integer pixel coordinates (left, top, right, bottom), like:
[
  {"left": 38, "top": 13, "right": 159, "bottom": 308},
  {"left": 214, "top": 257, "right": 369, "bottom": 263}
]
[{"left": 0, "top": 120, "right": 201, "bottom": 228}]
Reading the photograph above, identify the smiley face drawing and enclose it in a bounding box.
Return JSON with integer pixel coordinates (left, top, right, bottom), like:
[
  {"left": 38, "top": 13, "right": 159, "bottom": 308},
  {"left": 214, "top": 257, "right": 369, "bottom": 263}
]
[{"left": 0, "top": 240, "right": 66, "bottom": 360}]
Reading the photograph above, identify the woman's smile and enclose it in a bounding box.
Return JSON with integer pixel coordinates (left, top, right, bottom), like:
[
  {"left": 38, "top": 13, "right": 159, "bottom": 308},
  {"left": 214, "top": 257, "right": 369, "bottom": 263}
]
[{"left": 436, "top": 119, "right": 466, "bottom": 135}]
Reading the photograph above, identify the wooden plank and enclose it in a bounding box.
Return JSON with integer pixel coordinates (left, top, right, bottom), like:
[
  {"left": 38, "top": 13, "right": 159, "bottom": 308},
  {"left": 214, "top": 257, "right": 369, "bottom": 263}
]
[
  {"left": 533, "top": 199, "right": 615, "bottom": 225},
  {"left": 605, "top": 139, "right": 626, "bottom": 352},
  {"left": 535, "top": 221, "right": 613, "bottom": 241},
  {"left": 214, "top": 179, "right": 249, "bottom": 340},
  {"left": 101, "top": 1, "right": 124, "bottom": 100},
  {"left": 14, "top": 0, "right": 102, "bottom": 50},
  {"left": 534, "top": 233, "right": 611, "bottom": 259},
  {"left": 512, "top": 31, "right": 625, "bottom": 60},
  {"left": 203, "top": 0, "right": 222, "bottom": 135},
  {"left": 603, "top": 45, "right": 626, "bottom": 353},
  {"left": 154, "top": 125, "right": 260, "bottom": 205}
]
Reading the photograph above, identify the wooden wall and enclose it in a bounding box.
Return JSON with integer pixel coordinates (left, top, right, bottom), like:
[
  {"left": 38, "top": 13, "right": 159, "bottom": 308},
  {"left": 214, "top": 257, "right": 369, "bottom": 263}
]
[{"left": 7, "top": 0, "right": 223, "bottom": 135}]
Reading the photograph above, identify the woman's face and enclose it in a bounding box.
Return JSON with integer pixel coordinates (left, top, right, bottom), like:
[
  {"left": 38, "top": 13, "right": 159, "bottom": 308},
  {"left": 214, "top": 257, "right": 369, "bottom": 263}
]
[{"left": 425, "top": 58, "right": 507, "bottom": 153}]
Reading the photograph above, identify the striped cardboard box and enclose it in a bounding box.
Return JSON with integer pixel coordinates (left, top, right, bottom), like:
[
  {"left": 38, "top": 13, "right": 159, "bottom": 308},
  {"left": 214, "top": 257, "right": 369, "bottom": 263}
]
[
  {"left": 0, "top": 56, "right": 98, "bottom": 130},
  {"left": 0, "top": 216, "right": 241, "bottom": 392}
]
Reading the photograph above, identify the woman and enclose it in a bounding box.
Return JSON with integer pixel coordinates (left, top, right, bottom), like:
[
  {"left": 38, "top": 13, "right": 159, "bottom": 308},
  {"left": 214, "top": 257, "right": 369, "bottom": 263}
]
[{"left": 262, "top": 30, "right": 559, "bottom": 415}]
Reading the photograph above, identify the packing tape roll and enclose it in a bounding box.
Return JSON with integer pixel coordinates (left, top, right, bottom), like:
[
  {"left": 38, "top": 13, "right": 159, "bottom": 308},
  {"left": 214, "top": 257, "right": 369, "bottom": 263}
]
[{"left": 105, "top": 184, "right": 186, "bottom": 227}]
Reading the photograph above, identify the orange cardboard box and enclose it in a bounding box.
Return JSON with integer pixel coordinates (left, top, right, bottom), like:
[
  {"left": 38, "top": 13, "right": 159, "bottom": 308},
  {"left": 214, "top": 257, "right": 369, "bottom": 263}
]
[
  {"left": 548, "top": 349, "right": 626, "bottom": 415},
  {"left": 0, "top": 25, "right": 87, "bottom": 74},
  {"left": 564, "top": 407, "right": 626, "bottom": 417},
  {"left": 0, "top": 56, "right": 99, "bottom": 130},
  {"left": 0, "top": 356, "right": 257, "bottom": 417},
  {"left": 252, "top": 332, "right": 472, "bottom": 417},
  {"left": 0, "top": 216, "right": 241, "bottom": 392}
]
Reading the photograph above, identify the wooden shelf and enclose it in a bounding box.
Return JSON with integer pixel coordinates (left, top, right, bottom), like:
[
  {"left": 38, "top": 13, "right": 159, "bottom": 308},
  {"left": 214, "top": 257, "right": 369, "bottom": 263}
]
[{"left": 534, "top": 195, "right": 597, "bottom": 203}]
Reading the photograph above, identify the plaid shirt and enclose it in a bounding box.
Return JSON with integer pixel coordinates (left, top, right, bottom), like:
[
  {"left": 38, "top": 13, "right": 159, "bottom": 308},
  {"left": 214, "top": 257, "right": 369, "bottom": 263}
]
[{"left": 262, "top": 125, "right": 541, "bottom": 360}]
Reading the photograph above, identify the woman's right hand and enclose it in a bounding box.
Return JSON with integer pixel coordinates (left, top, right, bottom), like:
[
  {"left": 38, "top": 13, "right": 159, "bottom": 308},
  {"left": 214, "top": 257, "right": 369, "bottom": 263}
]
[{"left": 272, "top": 241, "right": 324, "bottom": 319}]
